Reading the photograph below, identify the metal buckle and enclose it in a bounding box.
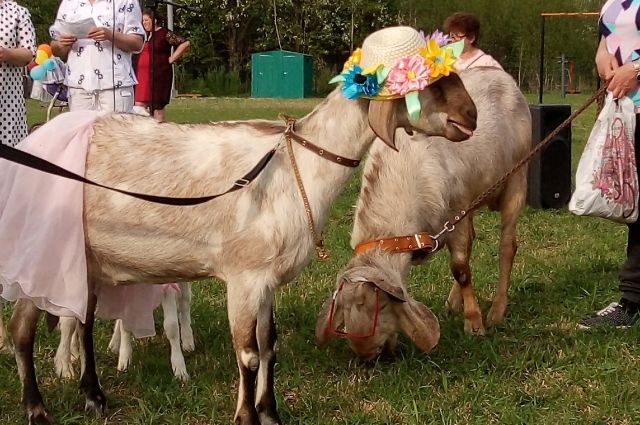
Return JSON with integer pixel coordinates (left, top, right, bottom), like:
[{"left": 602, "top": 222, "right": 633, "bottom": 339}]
[
  {"left": 234, "top": 178, "right": 250, "bottom": 187},
  {"left": 414, "top": 234, "right": 424, "bottom": 249}
]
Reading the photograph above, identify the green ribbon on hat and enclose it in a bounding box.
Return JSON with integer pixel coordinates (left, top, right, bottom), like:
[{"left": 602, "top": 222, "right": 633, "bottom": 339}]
[
  {"left": 444, "top": 39, "right": 465, "bottom": 58},
  {"left": 405, "top": 91, "right": 421, "bottom": 120}
]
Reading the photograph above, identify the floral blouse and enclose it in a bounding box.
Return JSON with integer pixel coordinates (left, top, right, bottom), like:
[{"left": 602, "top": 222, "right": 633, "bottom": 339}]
[
  {"left": 599, "top": 0, "right": 640, "bottom": 106},
  {"left": 49, "top": 0, "right": 144, "bottom": 91}
]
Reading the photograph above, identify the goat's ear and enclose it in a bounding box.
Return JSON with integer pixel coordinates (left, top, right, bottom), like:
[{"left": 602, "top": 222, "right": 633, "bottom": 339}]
[
  {"left": 315, "top": 296, "right": 342, "bottom": 347},
  {"left": 394, "top": 299, "right": 440, "bottom": 353},
  {"left": 369, "top": 278, "right": 407, "bottom": 302},
  {"left": 368, "top": 99, "right": 398, "bottom": 151}
]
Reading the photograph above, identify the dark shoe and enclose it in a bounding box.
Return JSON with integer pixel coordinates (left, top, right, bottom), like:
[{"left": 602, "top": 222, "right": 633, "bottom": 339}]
[{"left": 579, "top": 301, "right": 640, "bottom": 329}]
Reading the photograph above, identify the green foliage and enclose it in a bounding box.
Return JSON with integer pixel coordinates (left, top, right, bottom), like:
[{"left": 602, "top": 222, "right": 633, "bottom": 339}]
[
  {"left": 17, "top": 0, "right": 59, "bottom": 45},
  {"left": 18, "top": 0, "right": 605, "bottom": 94},
  {"left": 175, "top": 66, "right": 246, "bottom": 96}
]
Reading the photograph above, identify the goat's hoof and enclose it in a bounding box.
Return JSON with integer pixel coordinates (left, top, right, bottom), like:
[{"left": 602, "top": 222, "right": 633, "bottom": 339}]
[
  {"left": 258, "top": 411, "right": 282, "bottom": 425},
  {"left": 173, "top": 366, "right": 190, "bottom": 383},
  {"left": 27, "top": 404, "right": 54, "bottom": 425},
  {"left": 486, "top": 304, "right": 507, "bottom": 328},
  {"left": 181, "top": 332, "right": 195, "bottom": 352},
  {"left": 54, "top": 358, "right": 75, "bottom": 380},
  {"left": 84, "top": 389, "right": 107, "bottom": 415},
  {"left": 234, "top": 407, "right": 260, "bottom": 425},
  {"left": 464, "top": 322, "right": 486, "bottom": 335},
  {"left": 117, "top": 357, "right": 131, "bottom": 372}
]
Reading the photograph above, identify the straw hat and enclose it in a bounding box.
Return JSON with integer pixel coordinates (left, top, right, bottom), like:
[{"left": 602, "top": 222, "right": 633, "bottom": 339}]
[{"left": 359, "top": 26, "right": 426, "bottom": 70}]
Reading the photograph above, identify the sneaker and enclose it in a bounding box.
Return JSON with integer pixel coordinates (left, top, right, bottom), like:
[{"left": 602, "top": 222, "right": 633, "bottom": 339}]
[
  {"left": 132, "top": 105, "right": 150, "bottom": 116},
  {"left": 578, "top": 301, "right": 640, "bottom": 329}
]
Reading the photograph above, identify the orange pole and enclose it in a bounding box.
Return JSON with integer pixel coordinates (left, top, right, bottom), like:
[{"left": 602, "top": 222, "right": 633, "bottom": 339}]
[{"left": 540, "top": 12, "right": 599, "bottom": 17}]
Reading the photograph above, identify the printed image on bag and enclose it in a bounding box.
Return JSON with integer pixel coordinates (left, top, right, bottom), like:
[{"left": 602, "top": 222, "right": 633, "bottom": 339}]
[
  {"left": 592, "top": 116, "right": 637, "bottom": 213},
  {"left": 569, "top": 93, "right": 638, "bottom": 223}
]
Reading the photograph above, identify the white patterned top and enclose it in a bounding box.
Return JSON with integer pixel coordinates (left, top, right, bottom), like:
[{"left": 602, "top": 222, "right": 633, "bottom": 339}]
[
  {"left": 0, "top": 0, "right": 36, "bottom": 146},
  {"left": 50, "top": 0, "right": 144, "bottom": 91}
]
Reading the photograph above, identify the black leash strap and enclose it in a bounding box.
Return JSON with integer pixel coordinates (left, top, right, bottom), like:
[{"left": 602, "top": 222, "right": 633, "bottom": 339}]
[{"left": 0, "top": 143, "right": 277, "bottom": 206}]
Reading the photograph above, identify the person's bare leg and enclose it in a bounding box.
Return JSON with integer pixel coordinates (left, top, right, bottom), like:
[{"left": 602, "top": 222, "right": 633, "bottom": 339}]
[{"left": 154, "top": 108, "right": 166, "bottom": 123}]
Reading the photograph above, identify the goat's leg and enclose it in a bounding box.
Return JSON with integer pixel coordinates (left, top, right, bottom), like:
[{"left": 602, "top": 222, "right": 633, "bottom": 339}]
[
  {"left": 228, "top": 282, "right": 263, "bottom": 425},
  {"left": 10, "top": 299, "right": 53, "bottom": 424},
  {"left": 70, "top": 325, "right": 80, "bottom": 361},
  {"left": 255, "top": 289, "right": 281, "bottom": 425},
  {"left": 178, "top": 282, "right": 195, "bottom": 352},
  {"left": 54, "top": 317, "right": 77, "bottom": 379},
  {"left": 77, "top": 293, "right": 107, "bottom": 415},
  {"left": 486, "top": 178, "right": 525, "bottom": 326},
  {"left": 108, "top": 318, "right": 122, "bottom": 354},
  {"left": 0, "top": 299, "right": 13, "bottom": 353},
  {"left": 162, "top": 288, "right": 189, "bottom": 382},
  {"left": 115, "top": 320, "right": 133, "bottom": 372},
  {"left": 447, "top": 218, "right": 485, "bottom": 335},
  {"left": 445, "top": 219, "right": 475, "bottom": 315}
]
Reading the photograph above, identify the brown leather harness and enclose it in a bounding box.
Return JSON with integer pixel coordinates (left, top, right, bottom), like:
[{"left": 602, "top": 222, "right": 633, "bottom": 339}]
[{"left": 280, "top": 114, "right": 360, "bottom": 260}]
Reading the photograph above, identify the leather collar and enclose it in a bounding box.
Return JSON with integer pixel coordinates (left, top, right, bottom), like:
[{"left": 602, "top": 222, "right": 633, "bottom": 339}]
[{"left": 353, "top": 232, "right": 436, "bottom": 255}]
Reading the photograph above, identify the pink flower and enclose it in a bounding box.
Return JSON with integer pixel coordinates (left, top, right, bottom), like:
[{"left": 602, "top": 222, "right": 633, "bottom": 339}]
[{"left": 386, "top": 54, "right": 431, "bottom": 96}]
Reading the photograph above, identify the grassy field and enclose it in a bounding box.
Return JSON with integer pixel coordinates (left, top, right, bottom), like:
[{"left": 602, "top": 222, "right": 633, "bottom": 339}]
[{"left": 2, "top": 92, "right": 640, "bottom": 425}]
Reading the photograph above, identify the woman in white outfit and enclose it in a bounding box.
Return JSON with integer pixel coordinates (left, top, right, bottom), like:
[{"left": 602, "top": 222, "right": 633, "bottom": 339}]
[{"left": 50, "top": 0, "right": 144, "bottom": 112}]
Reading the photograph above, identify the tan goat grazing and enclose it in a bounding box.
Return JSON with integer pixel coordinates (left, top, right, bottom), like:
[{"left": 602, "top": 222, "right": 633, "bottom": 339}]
[
  {"left": 316, "top": 67, "right": 531, "bottom": 361},
  {"left": 6, "top": 67, "right": 477, "bottom": 425}
]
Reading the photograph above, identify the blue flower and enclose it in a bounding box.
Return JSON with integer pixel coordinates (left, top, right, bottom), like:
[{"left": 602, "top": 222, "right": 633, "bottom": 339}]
[{"left": 341, "top": 65, "right": 380, "bottom": 99}]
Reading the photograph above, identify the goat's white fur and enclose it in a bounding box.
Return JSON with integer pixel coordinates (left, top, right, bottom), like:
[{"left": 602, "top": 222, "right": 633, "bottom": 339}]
[{"left": 55, "top": 283, "right": 194, "bottom": 382}]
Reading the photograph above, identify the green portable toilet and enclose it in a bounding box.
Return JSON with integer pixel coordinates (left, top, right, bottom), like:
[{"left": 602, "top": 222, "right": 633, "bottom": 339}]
[{"left": 251, "top": 50, "right": 313, "bottom": 98}]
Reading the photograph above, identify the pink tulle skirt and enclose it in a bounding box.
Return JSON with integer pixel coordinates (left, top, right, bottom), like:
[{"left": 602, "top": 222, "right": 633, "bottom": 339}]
[{"left": 0, "top": 111, "right": 166, "bottom": 337}]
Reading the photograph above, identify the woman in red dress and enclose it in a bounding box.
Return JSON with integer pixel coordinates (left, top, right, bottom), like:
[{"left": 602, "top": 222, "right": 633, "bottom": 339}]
[{"left": 134, "top": 9, "right": 190, "bottom": 122}]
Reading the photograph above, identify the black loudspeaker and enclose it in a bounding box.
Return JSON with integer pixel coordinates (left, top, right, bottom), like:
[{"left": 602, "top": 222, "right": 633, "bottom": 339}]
[{"left": 527, "top": 104, "right": 572, "bottom": 209}]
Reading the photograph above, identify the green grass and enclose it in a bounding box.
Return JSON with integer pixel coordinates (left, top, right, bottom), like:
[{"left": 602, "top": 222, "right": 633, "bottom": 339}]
[{"left": 3, "top": 92, "right": 640, "bottom": 425}]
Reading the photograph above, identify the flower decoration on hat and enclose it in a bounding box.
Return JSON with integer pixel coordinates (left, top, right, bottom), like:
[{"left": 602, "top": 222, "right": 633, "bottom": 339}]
[
  {"left": 330, "top": 28, "right": 464, "bottom": 120},
  {"left": 341, "top": 64, "right": 381, "bottom": 99},
  {"left": 424, "top": 29, "right": 451, "bottom": 46},
  {"left": 420, "top": 38, "right": 457, "bottom": 79},
  {"left": 343, "top": 48, "right": 362, "bottom": 71}
]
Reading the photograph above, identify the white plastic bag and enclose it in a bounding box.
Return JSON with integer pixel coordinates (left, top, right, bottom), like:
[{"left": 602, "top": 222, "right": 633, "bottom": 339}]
[{"left": 569, "top": 93, "right": 638, "bottom": 223}]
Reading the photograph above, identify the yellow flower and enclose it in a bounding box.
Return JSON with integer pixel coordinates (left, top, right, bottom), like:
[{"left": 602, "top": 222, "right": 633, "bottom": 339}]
[
  {"left": 343, "top": 48, "right": 362, "bottom": 70},
  {"left": 419, "top": 39, "right": 456, "bottom": 79}
]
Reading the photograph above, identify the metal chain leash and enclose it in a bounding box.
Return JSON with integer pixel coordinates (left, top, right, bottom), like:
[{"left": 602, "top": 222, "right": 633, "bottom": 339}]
[{"left": 429, "top": 85, "right": 608, "bottom": 243}]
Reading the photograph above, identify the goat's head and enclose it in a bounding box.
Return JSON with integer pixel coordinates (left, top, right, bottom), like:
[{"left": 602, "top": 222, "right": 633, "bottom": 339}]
[
  {"left": 315, "top": 256, "right": 440, "bottom": 361},
  {"left": 333, "top": 26, "right": 477, "bottom": 149},
  {"left": 367, "top": 72, "right": 477, "bottom": 150}
]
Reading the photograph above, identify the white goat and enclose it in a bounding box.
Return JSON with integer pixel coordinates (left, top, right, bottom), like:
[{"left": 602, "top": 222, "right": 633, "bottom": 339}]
[
  {"left": 8, "top": 73, "right": 476, "bottom": 425},
  {"left": 53, "top": 282, "right": 194, "bottom": 382},
  {"left": 316, "top": 68, "right": 531, "bottom": 360},
  {"left": 107, "top": 282, "right": 195, "bottom": 381}
]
